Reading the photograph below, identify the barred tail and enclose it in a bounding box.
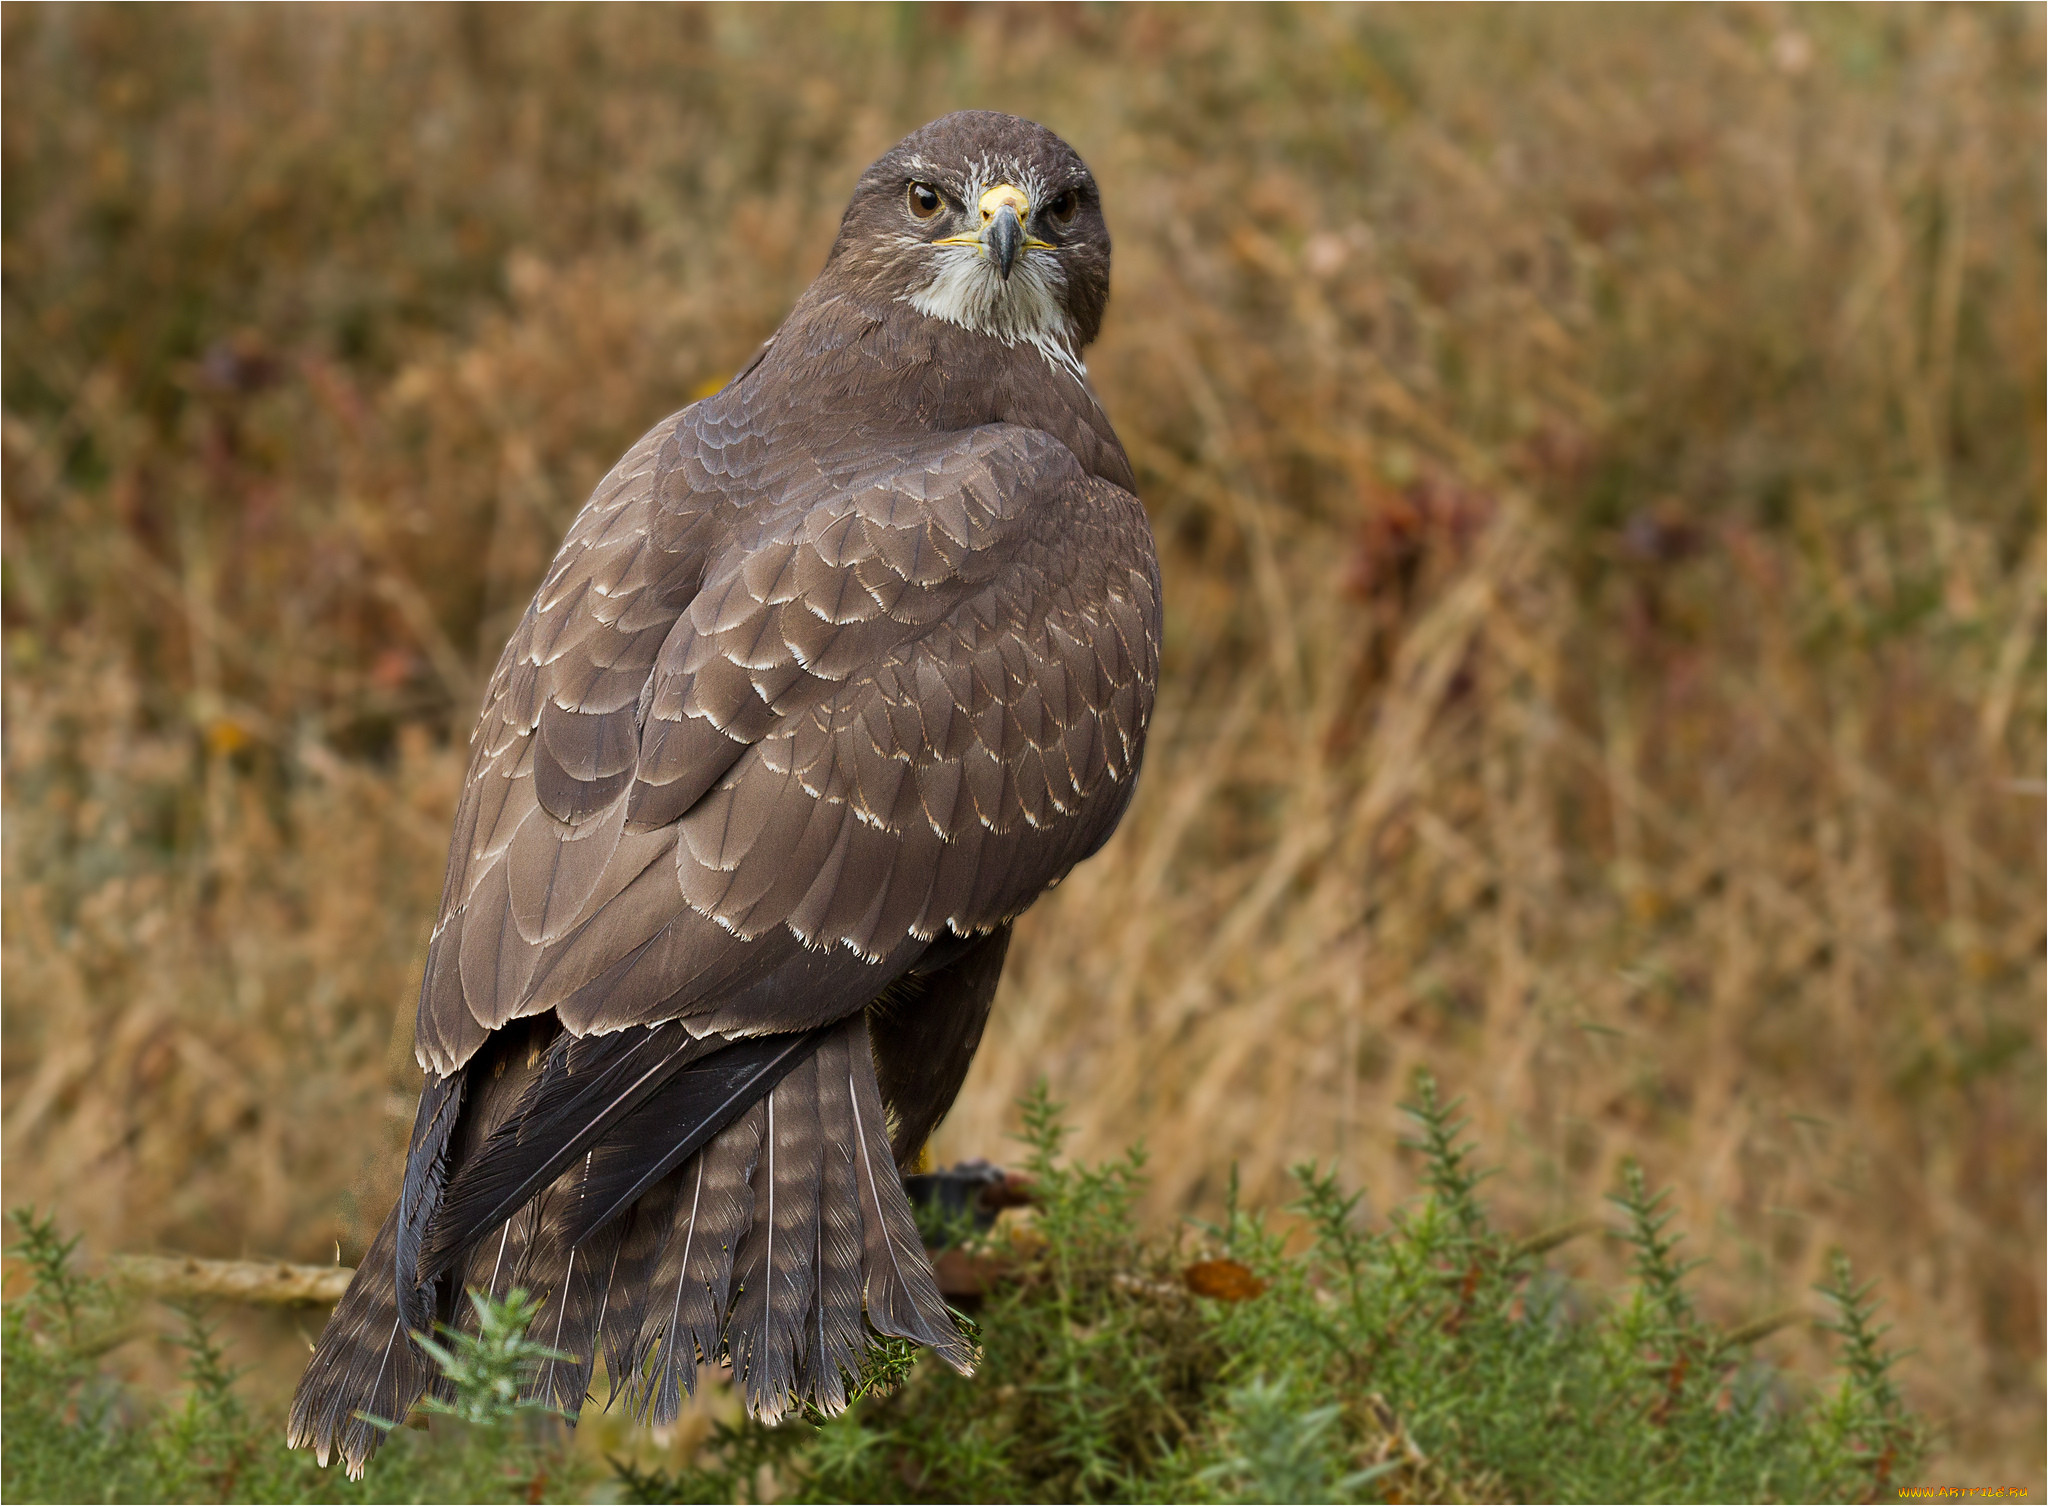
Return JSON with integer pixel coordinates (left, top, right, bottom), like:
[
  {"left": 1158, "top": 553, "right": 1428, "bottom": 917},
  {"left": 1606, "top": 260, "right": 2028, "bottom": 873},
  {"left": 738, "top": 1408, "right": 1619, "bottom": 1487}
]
[
  {"left": 623, "top": 1014, "right": 969, "bottom": 1423},
  {"left": 284, "top": 1206, "right": 436, "bottom": 1480},
  {"left": 290, "top": 1011, "right": 969, "bottom": 1476}
]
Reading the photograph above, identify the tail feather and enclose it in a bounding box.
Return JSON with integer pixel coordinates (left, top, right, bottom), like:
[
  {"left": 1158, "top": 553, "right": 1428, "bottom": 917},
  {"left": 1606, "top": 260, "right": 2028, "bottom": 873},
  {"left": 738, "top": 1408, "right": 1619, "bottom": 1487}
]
[
  {"left": 286, "top": 1204, "right": 438, "bottom": 1480},
  {"left": 468, "top": 1195, "right": 540, "bottom": 1305},
  {"left": 630, "top": 1100, "right": 764, "bottom": 1423},
  {"left": 846, "top": 1022, "right": 972, "bottom": 1371},
  {"left": 412, "top": 1193, "right": 544, "bottom": 1414},
  {"left": 556, "top": 1030, "right": 825, "bottom": 1249},
  {"left": 596, "top": 1169, "right": 685, "bottom": 1403},
  {"left": 290, "top": 1024, "right": 550, "bottom": 1476},
  {"left": 393, "top": 1071, "right": 465, "bottom": 1333},
  {"left": 295, "top": 1007, "right": 972, "bottom": 1478},
  {"left": 593, "top": 1163, "right": 679, "bottom": 1401},
  {"left": 727, "top": 1052, "right": 823, "bottom": 1422},
  {"left": 511, "top": 1155, "right": 632, "bottom": 1417},
  {"left": 425, "top": 1023, "right": 714, "bottom": 1277},
  {"left": 797, "top": 1023, "right": 868, "bottom": 1415}
]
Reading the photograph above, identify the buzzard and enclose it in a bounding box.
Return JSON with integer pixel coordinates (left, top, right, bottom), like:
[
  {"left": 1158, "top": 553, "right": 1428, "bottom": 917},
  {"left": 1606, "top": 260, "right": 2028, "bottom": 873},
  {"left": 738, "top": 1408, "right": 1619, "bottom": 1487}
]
[{"left": 289, "top": 111, "right": 1160, "bottom": 1474}]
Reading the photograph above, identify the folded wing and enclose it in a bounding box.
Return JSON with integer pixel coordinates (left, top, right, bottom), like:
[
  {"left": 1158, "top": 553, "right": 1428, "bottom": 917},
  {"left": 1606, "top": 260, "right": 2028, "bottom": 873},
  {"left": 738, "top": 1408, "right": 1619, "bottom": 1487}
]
[{"left": 417, "top": 411, "right": 1159, "bottom": 1068}]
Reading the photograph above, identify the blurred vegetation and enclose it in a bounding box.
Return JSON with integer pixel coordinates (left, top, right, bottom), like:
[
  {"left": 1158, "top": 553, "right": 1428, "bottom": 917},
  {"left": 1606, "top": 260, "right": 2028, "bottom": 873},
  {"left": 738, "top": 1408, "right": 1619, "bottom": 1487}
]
[
  {"left": 3, "top": 1207, "right": 594, "bottom": 1503},
  {"left": 2, "top": 0, "right": 2040, "bottom": 1486},
  {"left": 5, "top": 1086, "right": 1927, "bottom": 1504}
]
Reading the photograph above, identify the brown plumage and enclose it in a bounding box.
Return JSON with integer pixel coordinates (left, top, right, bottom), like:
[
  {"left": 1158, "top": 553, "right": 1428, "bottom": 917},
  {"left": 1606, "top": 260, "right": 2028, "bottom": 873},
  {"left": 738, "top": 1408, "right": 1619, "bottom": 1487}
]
[{"left": 289, "top": 110, "right": 1159, "bottom": 1476}]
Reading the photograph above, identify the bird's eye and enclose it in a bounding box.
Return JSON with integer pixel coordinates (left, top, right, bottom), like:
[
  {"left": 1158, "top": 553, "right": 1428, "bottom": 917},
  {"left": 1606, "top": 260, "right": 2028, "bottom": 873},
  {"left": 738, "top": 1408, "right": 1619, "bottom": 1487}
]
[
  {"left": 906, "top": 182, "right": 944, "bottom": 220},
  {"left": 1046, "top": 189, "right": 1080, "bottom": 226}
]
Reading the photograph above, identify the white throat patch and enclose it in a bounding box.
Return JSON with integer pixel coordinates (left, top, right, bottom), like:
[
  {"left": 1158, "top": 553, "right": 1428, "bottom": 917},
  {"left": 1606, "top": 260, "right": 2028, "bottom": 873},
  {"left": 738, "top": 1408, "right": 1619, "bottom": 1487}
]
[{"left": 904, "top": 243, "right": 1086, "bottom": 380}]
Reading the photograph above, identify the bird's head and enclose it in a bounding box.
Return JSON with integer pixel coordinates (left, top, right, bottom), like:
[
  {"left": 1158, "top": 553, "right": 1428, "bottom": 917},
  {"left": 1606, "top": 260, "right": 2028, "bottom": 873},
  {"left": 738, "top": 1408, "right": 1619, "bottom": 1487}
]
[{"left": 827, "top": 111, "right": 1110, "bottom": 373}]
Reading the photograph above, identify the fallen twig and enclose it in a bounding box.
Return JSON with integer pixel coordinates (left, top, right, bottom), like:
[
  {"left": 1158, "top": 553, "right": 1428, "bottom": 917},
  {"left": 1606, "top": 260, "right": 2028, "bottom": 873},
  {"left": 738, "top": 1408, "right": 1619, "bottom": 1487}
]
[{"left": 106, "top": 1253, "right": 353, "bottom": 1307}]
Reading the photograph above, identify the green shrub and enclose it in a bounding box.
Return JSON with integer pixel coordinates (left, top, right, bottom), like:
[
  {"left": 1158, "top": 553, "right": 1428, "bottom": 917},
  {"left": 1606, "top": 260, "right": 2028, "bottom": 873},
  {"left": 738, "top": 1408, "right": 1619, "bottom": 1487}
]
[
  {"left": 620, "top": 1077, "right": 1926, "bottom": 1505},
  {"left": 5, "top": 1080, "right": 1926, "bottom": 1504},
  {"left": 0, "top": 1210, "right": 593, "bottom": 1504},
  {"left": 3, "top": 1210, "right": 158, "bottom": 1502}
]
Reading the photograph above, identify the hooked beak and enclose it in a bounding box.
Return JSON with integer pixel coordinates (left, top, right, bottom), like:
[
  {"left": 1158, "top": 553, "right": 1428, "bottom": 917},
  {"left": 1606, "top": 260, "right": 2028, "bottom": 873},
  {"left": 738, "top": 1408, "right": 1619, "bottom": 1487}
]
[
  {"left": 986, "top": 203, "right": 1024, "bottom": 281},
  {"left": 935, "top": 182, "right": 1052, "bottom": 282}
]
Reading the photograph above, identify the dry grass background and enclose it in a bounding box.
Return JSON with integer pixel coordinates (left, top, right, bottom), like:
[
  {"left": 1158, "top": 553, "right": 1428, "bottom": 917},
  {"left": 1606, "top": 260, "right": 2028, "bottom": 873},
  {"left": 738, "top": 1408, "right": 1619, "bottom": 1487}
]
[{"left": 3, "top": 2, "right": 2041, "bottom": 1484}]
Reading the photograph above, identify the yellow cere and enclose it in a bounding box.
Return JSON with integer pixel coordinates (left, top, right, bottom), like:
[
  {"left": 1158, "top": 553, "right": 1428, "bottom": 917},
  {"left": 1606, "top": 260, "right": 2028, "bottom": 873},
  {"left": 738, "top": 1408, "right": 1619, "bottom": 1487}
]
[{"left": 978, "top": 182, "right": 1030, "bottom": 222}]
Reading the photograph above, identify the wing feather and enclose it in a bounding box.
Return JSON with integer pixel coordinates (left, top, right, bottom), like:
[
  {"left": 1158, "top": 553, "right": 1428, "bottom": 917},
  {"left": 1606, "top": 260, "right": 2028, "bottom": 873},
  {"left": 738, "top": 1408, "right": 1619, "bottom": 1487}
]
[{"left": 415, "top": 415, "right": 1157, "bottom": 1083}]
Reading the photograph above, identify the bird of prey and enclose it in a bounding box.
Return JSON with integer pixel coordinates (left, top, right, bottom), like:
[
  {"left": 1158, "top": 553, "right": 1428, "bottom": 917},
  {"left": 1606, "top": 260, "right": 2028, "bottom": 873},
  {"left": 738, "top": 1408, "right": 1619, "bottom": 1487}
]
[{"left": 289, "top": 111, "right": 1160, "bottom": 1475}]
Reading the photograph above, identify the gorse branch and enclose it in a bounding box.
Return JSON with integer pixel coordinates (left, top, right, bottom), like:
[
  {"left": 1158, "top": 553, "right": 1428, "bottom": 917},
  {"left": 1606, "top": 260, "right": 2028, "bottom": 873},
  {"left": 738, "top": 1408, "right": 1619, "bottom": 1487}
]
[
  {"left": 1609, "top": 1158, "right": 1704, "bottom": 1326},
  {"left": 1808, "top": 1250, "right": 1925, "bottom": 1500},
  {"left": 410, "top": 1287, "right": 572, "bottom": 1428},
  {"left": 2, "top": 1215, "right": 594, "bottom": 1502},
  {"left": 1397, "top": 1069, "right": 1492, "bottom": 1240},
  {"left": 8, "top": 1208, "right": 100, "bottom": 1352}
]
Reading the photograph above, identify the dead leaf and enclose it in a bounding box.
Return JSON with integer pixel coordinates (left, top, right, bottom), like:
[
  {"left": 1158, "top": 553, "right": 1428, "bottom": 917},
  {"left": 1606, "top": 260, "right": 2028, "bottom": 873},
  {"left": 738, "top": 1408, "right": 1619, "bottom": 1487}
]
[{"left": 1183, "top": 1258, "right": 1267, "bottom": 1301}]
